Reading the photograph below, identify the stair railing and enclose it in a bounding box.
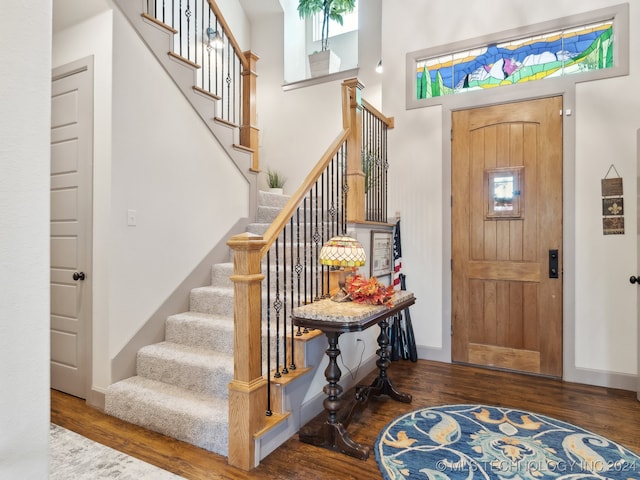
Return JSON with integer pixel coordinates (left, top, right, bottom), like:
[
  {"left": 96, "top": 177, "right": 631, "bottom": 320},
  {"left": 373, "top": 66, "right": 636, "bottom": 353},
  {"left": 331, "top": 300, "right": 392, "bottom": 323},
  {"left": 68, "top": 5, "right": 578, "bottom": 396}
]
[
  {"left": 227, "top": 79, "right": 394, "bottom": 470},
  {"left": 362, "top": 99, "right": 394, "bottom": 222},
  {"left": 226, "top": 128, "right": 350, "bottom": 470},
  {"left": 144, "top": 0, "right": 259, "bottom": 170}
]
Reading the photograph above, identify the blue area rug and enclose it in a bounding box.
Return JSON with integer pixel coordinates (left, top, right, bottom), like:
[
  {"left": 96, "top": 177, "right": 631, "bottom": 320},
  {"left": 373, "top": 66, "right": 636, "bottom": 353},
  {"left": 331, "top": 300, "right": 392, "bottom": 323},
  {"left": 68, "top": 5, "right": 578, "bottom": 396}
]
[{"left": 375, "top": 404, "right": 640, "bottom": 480}]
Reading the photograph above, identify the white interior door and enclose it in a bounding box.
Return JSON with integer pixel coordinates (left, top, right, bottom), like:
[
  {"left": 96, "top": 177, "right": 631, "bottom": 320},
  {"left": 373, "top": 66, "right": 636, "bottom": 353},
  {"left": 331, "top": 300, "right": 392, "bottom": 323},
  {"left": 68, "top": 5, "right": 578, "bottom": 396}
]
[{"left": 50, "top": 58, "right": 93, "bottom": 399}]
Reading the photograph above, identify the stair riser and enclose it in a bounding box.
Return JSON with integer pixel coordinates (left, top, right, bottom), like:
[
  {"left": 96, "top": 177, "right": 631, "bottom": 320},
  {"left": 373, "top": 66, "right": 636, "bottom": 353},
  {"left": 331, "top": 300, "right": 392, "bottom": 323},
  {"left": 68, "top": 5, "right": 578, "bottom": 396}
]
[
  {"left": 247, "top": 223, "right": 342, "bottom": 242},
  {"left": 189, "top": 288, "right": 234, "bottom": 316},
  {"left": 165, "top": 317, "right": 234, "bottom": 352},
  {"left": 192, "top": 288, "right": 321, "bottom": 319},
  {"left": 257, "top": 190, "right": 291, "bottom": 209},
  {"left": 137, "top": 351, "right": 232, "bottom": 397},
  {"left": 108, "top": 402, "right": 229, "bottom": 455},
  {"left": 211, "top": 263, "right": 234, "bottom": 288},
  {"left": 105, "top": 379, "right": 228, "bottom": 456}
]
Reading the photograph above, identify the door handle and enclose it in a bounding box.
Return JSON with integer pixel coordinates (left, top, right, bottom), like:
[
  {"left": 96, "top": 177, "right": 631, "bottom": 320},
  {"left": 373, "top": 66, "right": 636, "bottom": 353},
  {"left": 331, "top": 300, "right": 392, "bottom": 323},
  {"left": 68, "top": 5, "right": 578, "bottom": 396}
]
[
  {"left": 548, "top": 249, "right": 558, "bottom": 278},
  {"left": 630, "top": 276, "right": 640, "bottom": 285},
  {"left": 73, "top": 272, "right": 85, "bottom": 281}
]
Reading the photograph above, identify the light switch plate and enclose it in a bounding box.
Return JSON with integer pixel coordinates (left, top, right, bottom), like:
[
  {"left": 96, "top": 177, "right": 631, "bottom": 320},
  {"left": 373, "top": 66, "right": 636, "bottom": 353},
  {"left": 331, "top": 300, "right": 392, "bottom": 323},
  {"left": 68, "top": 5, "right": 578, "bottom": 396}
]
[{"left": 127, "top": 209, "right": 137, "bottom": 226}]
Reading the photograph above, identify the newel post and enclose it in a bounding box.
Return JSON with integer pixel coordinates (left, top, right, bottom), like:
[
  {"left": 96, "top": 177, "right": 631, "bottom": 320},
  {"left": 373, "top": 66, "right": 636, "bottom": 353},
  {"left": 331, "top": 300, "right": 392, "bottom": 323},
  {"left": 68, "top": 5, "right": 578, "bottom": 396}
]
[
  {"left": 226, "top": 232, "right": 267, "bottom": 470},
  {"left": 342, "top": 78, "right": 365, "bottom": 223},
  {"left": 241, "top": 51, "right": 260, "bottom": 172}
]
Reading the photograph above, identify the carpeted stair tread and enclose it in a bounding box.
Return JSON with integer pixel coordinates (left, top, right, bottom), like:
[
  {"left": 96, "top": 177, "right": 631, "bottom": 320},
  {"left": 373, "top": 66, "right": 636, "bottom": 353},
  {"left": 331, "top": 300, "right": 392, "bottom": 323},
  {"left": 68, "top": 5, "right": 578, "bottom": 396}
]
[
  {"left": 137, "top": 342, "right": 233, "bottom": 396},
  {"left": 105, "top": 376, "right": 228, "bottom": 456},
  {"left": 189, "top": 286, "right": 234, "bottom": 316},
  {"left": 165, "top": 311, "right": 233, "bottom": 352}
]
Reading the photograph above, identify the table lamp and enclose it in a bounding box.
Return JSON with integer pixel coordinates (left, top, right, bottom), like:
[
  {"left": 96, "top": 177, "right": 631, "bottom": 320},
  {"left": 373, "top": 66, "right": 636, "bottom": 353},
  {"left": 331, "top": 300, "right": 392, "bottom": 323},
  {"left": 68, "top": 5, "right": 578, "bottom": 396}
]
[{"left": 319, "top": 235, "right": 366, "bottom": 302}]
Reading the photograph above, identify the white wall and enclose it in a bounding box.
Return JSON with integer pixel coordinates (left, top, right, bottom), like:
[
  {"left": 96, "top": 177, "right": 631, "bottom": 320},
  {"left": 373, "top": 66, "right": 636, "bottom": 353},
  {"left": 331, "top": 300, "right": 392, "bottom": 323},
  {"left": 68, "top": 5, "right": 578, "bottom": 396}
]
[
  {"left": 380, "top": 0, "right": 639, "bottom": 387},
  {"left": 0, "top": 1, "right": 51, "bottom": 478},
  {"left": 252, "top": 9, "right": 344, "bottom": 192}
]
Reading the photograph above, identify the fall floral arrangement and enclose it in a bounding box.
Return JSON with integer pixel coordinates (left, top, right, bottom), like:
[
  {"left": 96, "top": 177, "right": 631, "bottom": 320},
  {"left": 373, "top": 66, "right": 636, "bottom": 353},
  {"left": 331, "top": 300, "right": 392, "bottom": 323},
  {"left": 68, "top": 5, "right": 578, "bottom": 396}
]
[{"left": 345, "top": 274, "right": 395, "bottom": 307}]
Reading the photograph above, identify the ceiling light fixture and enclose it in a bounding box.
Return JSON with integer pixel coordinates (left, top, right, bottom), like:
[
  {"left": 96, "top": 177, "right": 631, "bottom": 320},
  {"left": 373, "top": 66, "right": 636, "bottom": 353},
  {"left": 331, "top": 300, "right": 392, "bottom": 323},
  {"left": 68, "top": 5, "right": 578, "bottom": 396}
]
[{"left": 204, "top": 27, "right": 224, "bottom": 50}]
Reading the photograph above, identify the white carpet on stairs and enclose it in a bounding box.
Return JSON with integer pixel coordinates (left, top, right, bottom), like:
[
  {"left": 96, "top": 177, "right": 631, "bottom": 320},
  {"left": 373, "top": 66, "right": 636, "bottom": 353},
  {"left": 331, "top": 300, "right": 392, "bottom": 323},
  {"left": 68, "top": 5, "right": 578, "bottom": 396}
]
[{"left": 49, "top": 424, "right": 184, "bottom": 479}]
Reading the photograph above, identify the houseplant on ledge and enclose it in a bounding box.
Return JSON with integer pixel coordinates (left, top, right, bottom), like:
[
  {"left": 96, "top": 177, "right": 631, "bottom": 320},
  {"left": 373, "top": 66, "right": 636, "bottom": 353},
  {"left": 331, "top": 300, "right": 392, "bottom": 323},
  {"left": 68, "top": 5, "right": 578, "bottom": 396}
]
[
  {"left": 297, "top": 0, "right": 356, "bottom": 77},
  {"left": 266, "top": 168, "right": 287, "bottom": 195}
]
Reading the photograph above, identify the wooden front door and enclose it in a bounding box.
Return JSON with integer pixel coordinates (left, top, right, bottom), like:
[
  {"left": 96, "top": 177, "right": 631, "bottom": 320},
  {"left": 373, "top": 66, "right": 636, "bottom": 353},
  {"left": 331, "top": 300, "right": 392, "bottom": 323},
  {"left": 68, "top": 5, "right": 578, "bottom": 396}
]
[
  {"left": 451, "top": 96, "right": 563, "bottom": 377},
  {"left": 50, "top": 59, "right": 93, "bottom": 398}
]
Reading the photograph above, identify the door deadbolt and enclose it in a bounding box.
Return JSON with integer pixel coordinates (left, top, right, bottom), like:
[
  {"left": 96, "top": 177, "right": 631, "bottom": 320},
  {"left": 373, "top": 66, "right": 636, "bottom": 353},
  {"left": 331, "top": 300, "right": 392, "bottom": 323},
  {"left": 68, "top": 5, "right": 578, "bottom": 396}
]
[{"left": 549, "top": 250, "right": 559, "bottom": 279}]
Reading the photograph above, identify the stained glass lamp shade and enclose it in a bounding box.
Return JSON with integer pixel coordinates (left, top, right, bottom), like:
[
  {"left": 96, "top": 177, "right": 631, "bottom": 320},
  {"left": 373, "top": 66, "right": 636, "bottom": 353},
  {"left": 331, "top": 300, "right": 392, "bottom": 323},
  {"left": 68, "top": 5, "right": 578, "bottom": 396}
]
[{"left": 319, "top": 236, "right": 366, "bottom": 301}]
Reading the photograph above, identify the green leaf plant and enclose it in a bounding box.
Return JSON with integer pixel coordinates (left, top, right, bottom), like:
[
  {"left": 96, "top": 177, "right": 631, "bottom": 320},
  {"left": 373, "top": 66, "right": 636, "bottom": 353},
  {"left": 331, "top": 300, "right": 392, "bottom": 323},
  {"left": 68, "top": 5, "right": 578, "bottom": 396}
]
[{"left": 297, "top": 0, "right": 356, "bottom": 52}]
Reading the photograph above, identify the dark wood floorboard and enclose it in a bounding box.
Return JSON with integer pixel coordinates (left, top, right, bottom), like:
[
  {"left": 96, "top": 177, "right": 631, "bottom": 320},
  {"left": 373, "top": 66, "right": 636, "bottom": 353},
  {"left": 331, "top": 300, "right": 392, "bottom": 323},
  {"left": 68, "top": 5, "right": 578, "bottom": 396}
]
[{"left": 51, "top": 360, "right": 640, "bottom": 479}]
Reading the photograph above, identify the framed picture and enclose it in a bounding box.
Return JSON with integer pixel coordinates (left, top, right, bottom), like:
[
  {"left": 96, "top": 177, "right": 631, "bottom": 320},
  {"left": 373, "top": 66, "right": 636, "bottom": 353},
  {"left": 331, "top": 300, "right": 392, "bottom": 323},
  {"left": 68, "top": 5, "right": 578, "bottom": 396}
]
[{"left": 370, "top": 231, "right": 393, "bottom": 277}]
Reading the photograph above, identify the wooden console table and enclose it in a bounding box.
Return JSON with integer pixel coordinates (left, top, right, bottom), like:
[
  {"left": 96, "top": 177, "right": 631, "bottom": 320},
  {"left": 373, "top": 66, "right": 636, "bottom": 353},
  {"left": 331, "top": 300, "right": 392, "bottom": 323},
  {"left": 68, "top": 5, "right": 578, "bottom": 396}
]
[{"left": 291, "top": 291, "right": 415, "bottom": 460}]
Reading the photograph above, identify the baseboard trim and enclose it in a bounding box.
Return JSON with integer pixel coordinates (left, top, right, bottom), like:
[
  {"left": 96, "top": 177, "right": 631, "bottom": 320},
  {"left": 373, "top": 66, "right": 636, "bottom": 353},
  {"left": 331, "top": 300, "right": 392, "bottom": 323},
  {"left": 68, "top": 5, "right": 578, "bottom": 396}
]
[
  {"left": 564, "top": 365, "right": 638, "bottom": 393},
  {"left": 418, "top": 344, "right": 639, "bottom": 395},
  {"left": 416, "top": 344, "right": 451, "bottom": 363},
  {"left": 87, "top": 387, "right": 106, "bottom": 411}
]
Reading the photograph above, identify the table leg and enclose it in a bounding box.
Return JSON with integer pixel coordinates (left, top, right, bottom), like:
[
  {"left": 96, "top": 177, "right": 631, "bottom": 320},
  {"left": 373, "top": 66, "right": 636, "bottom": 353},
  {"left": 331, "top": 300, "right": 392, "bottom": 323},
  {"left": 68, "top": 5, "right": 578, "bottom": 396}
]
[
  {"left": 298, "top": 331, "right": 370, "bottom": 460},
  {"left": 364, "top": 318, "right": 412, "bottom": 403}
]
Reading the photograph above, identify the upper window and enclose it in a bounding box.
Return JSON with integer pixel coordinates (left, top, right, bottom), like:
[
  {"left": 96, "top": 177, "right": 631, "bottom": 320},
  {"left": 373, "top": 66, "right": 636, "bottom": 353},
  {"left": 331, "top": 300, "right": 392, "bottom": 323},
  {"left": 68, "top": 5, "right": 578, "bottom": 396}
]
[
  {"left": 311, "top": 3, "right": 359, "bottom": 42},
  {"left": 406, "top": 4, "right": 629, "bottom": 108}
]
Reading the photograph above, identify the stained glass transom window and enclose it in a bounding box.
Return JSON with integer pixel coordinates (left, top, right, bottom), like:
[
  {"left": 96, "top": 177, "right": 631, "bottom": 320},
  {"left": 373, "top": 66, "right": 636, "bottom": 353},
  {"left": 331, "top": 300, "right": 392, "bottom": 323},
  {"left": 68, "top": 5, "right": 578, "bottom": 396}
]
[{"left": 416, "top": 20, "right": 613, "bottom": 99}]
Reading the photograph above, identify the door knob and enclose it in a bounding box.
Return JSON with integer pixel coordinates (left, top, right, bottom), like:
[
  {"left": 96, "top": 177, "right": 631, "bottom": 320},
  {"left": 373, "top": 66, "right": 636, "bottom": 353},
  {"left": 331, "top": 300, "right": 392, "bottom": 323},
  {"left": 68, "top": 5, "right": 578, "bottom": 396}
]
[
  {"left": 73, "top": 272, "right": 85, "bottom": 281},
  {"left": 630, "top": 276, "right": 640, "bottom": 284}
]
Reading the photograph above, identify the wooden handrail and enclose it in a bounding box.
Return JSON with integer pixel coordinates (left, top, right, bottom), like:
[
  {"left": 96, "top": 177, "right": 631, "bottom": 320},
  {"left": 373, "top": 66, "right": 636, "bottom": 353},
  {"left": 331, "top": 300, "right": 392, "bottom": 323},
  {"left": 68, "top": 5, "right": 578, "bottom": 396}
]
[
  {"left": 207, "top": 0, "right": 249, "bottom": 70},
  {"left": 259, "top": 129, "right": 350, "bottom": 257},
  {"left": 362, "top": 98, "right": 395, "bottom": 129}
]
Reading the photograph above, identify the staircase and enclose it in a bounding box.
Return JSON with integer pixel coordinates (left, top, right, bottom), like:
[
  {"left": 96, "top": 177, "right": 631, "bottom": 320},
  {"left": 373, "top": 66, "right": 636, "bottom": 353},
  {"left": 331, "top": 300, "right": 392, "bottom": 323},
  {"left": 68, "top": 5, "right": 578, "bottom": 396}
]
[
  {"left": 105, "top": 190, "right": 295, "bottom": 456},
  {"left": 107, "top": 1, "right": 393, "bottom": 469}
]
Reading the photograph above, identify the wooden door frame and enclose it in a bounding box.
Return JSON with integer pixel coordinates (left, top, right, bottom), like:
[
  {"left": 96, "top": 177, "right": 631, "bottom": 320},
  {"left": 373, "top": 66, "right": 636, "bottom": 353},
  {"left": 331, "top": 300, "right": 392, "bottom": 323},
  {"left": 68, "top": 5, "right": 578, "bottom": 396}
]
[
  {"left": 436, "top": 83, "right": 577, "bottom": 382},
  {"left": 51, "top": 56, "right": 94, "bottom": 400}
]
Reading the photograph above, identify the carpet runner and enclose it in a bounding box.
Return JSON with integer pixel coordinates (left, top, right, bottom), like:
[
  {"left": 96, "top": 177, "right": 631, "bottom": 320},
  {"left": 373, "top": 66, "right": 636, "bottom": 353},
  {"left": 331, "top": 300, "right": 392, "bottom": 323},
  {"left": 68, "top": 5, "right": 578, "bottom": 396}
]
[
  {"left": 375, "top": 404, "right": 639, "bottom": 480},
  {"left": 50, "top": 424, "right": 183, "bottom": 479}
]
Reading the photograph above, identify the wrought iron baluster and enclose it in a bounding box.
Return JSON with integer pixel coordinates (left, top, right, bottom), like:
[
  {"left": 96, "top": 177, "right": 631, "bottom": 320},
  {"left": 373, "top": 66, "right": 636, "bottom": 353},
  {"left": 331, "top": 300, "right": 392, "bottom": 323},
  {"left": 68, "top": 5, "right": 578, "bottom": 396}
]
[
  {"left": 295, "top": 208, "right": 304, "bottom": 335},
  {"left": 273, "top": 237, "right": 282, "bottom": 378},
  {"left": 288, "top": 218, "right": 296, "bottom": 370},
  {"left": 178, "top": 0, "right": 183, "bottom": 56},
  {"left": 265, "top": 250, "right": 272, "bottom": 416},
  {"left": 312, "top": 184, "right": 321, "bottom": 301},
  {"left": 281, "top": 226, "right": 288, "bottom": 375},
  {"left": 186, "top": 0, "right": 192, "bottom": 60}
]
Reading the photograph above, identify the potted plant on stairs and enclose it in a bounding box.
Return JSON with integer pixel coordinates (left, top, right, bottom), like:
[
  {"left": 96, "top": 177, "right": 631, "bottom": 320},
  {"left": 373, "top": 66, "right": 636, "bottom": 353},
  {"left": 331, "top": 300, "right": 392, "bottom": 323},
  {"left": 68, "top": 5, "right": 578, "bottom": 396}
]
[
  {"left": 297, "top": 0, "right": 356, "bottom": 77},
  {"left": 267, "top": 168, "right": 287, "bottom": 195}
]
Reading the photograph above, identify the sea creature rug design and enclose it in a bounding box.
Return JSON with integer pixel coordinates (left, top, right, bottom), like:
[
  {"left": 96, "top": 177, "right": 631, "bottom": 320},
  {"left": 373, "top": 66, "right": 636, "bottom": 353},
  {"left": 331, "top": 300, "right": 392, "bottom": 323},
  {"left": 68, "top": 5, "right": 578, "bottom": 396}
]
[{"left": 375, "top": 404, "right": 639, "bottom": 480}]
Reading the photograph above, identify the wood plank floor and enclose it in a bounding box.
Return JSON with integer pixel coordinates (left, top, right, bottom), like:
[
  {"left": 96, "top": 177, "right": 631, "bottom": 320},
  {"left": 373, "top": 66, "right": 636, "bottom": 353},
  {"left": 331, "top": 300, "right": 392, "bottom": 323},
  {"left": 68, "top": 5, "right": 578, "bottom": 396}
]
[{"left": 51, "top": 360, "right": 640, "bottom": 479}]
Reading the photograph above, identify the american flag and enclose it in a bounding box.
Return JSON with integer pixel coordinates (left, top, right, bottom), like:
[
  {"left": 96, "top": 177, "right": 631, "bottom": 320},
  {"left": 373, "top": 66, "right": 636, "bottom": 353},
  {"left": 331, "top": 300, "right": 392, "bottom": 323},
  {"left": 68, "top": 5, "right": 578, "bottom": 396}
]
[{"left": 393, "top": 219, "right": 402, "bottom": 289}]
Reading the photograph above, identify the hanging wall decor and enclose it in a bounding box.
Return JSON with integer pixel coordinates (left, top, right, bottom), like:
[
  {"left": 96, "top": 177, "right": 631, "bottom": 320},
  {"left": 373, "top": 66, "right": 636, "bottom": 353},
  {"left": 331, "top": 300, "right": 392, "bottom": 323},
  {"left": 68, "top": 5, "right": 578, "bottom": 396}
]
[{"left": 601, "top": 164, "right": 624, "bottom": 235}]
